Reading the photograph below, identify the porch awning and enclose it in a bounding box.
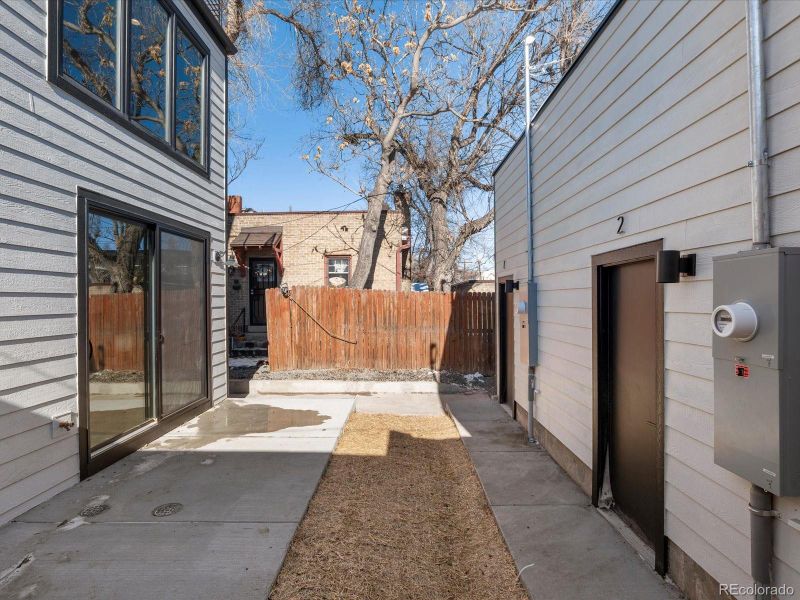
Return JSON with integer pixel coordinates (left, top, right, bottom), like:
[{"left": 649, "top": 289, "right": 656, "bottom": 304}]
[
  {"left": 230, "top": 226, "right": 283, "bottom": 248},
  {"left": 230, "top": 226, "right": 284, "bottom": 274}
]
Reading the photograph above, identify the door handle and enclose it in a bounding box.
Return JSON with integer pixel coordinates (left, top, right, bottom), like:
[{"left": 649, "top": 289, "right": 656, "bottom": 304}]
[{"left": 159, "top": 333, "right": 165, "bottom": 344}]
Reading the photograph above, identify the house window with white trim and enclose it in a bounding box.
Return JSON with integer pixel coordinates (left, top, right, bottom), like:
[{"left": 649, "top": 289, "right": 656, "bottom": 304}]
[{"left": 326, "top": 256, "right": 350, "bottom": 288}]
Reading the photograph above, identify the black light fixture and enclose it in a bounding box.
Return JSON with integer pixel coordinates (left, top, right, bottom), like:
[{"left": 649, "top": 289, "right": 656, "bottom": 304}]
[
  {"left": 656, "top": 250, "right": 697, "bottom": 283},
  {"left": 503, "top": 279, "right": 520, "bottom": 293}
]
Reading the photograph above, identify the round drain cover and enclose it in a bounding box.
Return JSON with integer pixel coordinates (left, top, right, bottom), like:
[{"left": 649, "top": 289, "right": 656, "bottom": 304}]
[
  {"left": 79, "top": 504, "right": 110, "bottom": 517},
  {"left": 151, "top": 502, "right": 183, "bottom": 517}
]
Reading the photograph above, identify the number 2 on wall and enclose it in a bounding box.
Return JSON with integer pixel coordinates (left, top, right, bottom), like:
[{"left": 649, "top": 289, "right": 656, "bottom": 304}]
[{"left": 616, "top": 215, "right": 625, "bottom": 234}]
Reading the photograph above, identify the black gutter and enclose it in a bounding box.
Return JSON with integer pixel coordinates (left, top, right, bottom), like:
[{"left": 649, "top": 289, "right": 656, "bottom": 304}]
[
  {"left": 492, "top": 0, "right": 624, "bottom": 178},
  {"left": 188, "top": 0, "right": 238, "bottom": 55}
]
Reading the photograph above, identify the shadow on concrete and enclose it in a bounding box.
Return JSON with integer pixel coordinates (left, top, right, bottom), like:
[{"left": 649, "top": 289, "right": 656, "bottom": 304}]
[
  {"left": 0, "top": 396, "right": 351, "bottom": 600},
  {"left": 446, "top": 394, "right": 681, "bottom": 600}
]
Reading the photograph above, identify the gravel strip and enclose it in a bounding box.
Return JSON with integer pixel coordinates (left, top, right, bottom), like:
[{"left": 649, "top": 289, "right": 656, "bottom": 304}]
[{"left": 269, "top": 413, "right": 528, "bottom": 600}]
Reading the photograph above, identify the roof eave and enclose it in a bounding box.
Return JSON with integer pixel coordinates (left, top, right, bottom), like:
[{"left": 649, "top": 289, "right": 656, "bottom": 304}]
[
  {"left": 187, "top": 0, "right": 238, "bottom": 55},
  {"left": 492, "top": 0, "right": 625, "bottom": 178}
]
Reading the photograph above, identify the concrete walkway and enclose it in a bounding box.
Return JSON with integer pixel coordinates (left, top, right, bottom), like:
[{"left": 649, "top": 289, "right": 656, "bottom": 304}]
[
  {"left": 0, "top": 394, "right": 354, "bottom": 600},
  {"left": 446, "top": 393, "right": 681, "bottom": 600}
]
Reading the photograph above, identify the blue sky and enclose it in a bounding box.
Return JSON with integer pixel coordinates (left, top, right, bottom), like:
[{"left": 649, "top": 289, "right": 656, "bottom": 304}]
[{"left": 227, "top": 23, "right": 365, "bottom": 213}]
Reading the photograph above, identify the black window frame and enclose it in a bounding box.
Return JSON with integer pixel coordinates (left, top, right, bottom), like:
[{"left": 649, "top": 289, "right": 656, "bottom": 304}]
[
  {"left": 77, "top": 187, "right": 213, "bottom": 478},
  {"left": 48, "top": 0, "right": 211, "bottom": 177}
]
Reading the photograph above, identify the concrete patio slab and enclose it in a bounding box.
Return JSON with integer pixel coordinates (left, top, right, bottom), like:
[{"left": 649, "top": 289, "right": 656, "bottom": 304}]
[
  {"left": 249, "top": 379, "right": 465, "bottom": 395},
  {"left": 0, "top": 520, "right": 296, "bottom": 600},
  {"left": 454, "top": 419, "right": 539, "bottom": 452},
  {"left": 0, "top": 394, "right": 355, "bottom": 600},
  {"left": 469, "top": 450, "right": 590, "bottom": 507},
  {"left": 157, "top": 397, "right": 351, "bottom": 439},
  {"left": 17, "top": 449, "right": 331, "bottom": 524},
  {"left": 149, "top": 432, "right": 342, "bottom": 451},
  {"left": 446, "top": 392, "right": 679, "bottom": 600},
  {"left": 493, "top": 505, "right": 678, "bottom": 600},
  {"left": 446, "top": 394, "right": 512, "bottom": 421}
]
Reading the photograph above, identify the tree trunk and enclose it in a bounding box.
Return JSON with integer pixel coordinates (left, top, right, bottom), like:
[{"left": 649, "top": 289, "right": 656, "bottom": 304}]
[
  {"left": 426, "top": 192, "right": 453, "bottom": 291},
  {"left": 393, "top": 188, "right": 413, "bottom": 291},
  {"left": 350, "top": 150, "right": 395, "bottom": 288}
]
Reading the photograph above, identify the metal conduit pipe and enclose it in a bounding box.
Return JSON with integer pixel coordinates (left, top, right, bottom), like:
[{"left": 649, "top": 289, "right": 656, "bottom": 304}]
[
  {"left": 749, "top": 486, "right": 775, "bottom": 599},
  {"left": 523, "top": 35, "right": 538, "bottom": 445},
  {"left": 745, "top": 1, "right": 774, "bottom": 598},
  {"left": 748, "top": 0, "right": 770, "bottom": 249}
]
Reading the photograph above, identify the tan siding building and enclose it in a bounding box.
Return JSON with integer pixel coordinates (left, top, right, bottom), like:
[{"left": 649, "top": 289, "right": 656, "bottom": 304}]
[{"left": 494, "top": 1, "right": 800, "bottom": 598}]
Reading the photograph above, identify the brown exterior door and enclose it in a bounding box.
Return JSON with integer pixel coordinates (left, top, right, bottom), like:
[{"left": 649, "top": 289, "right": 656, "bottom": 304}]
[
  {"left": 504, "top": 289, "right": 515, "bottom": 406},
  {"left": 249, "top": 257, "right": 277, "bottom": 326},
  {"left": 607, "top": 259, "right": 659, "bottom": 548}
]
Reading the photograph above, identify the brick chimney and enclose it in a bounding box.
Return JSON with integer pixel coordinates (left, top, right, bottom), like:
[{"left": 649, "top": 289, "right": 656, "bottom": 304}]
[{"left": 227, "top": 195, "right": 242, "bottom": 214}]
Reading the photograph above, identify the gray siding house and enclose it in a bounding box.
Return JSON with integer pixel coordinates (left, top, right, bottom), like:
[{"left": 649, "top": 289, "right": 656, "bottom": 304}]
[
  {"left": 0, "top": 0, "right": 235, "bottom": 523},
  {"left": 494, "top": 1, "right": 800, "bottom": 598}
]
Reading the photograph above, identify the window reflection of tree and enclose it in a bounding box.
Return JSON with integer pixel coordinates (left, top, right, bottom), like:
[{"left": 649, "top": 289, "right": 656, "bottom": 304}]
[
  {"left": 175, "top": 28, "right": 203, "bottom": 162},
  {"left": 129, "top": 0, "right": 168, "bottom": 138},
  {"left": 60, "top": 0, "right": 205, "bottom": 162},
  {"left": 87, "top": 213, "right": 147, "bottom": 294},
  {"left": 61, "top": 0, "right": 118, "bottom": 103}
]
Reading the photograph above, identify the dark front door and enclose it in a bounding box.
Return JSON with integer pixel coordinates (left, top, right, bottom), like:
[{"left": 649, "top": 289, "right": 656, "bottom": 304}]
[
  {"left": 607, "top": 258, "right": 659, "bottom": 549},
  {"left": 497, "top": 278, "right": 515, "bottom": 406},
  {"left": 249, "top": 257, "right": 277, "bottom": 326},
  {"left": 504, "top": 289, "right": 516, "bottom": 406}
]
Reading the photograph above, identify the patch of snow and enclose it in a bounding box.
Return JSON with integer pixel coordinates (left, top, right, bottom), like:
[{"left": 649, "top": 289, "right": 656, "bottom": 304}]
[
  {"left": 57, "top": 517, "right": 88, "bottom": 531},
  {"left": 464, "top": 372, "right": 485, "bottom": 383}
]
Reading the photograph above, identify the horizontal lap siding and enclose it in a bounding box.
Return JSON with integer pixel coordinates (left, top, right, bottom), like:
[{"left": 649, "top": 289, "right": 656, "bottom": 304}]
[
  {"left": 514, "top": 0, "right": 800, "bottom": 595},
  {"left": 0, "top": 0, "right": 227, "bottom": 523},
  {"left": 494, "top": 139, "right": 529, "bottom": 400}
]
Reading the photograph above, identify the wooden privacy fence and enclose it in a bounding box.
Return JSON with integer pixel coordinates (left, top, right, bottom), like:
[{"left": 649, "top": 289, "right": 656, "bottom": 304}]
[
  {"left": 88, "top": 289, "right": 204, "bottom": 373},
  {"left": 266, "top": 286, "right": 495, "bottom": 374},
  {"left": 88, "top": 292, "right": 145, "bottom": 372}
]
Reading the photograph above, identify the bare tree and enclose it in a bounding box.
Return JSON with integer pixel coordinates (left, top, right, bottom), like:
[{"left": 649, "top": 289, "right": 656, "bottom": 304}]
[
  {"left": 299, "top": 0, "right": 601, "bottom": 289},
  {"left": 87, "top": 216, "right": 147, "bottom": 293},
  {"left": 396, "top": 0, "right": 601, "bottom": 290},
  {"left": 295, "top": 0, "right": 525, "bottom": 288},
  {"left": 215, "top": 1, "right": 599, "bottom": 285}
]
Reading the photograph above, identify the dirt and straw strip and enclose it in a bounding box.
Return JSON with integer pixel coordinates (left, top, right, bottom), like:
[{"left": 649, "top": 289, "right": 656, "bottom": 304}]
[{"left": 269, "top": 413, "right": 528, "bottom": 600}]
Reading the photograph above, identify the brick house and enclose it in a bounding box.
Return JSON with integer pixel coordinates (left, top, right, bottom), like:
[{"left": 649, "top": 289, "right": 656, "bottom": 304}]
[{"left": 226, "top": 196, "right": 409, "bottom": 342}]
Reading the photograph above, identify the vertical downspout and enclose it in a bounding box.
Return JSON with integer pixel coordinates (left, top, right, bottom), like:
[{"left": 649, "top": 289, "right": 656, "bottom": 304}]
[
  {"left": 745, "top": 2, "right": 774, "bottom": 598},
  {"left": 524, "top": 36, "right": 538, "bottom": 445}
]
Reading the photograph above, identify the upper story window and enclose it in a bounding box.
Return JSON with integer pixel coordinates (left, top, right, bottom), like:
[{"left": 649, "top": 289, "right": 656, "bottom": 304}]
[
  {"left": 52, "top": 0, "right": 209, "bottom": 172},
  {"left": 174, "top": 26, "right": 205, "bottom": 164},
  {"left": 129, "top": 0, "right": 169, "bottom": 140},
  {"left": 60, "top": 0, "right": 120, "bottom": 105}
]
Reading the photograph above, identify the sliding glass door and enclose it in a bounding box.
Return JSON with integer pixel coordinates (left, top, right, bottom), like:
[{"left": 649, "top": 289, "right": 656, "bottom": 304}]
[
  {"left": 81, "top": 194, "right": 210, "bottom": 474},
  {"left": 159, "top": 230, "right": 208, "bottom": 415},
  {"left": 86, "top": 210, "right": 154, "bottom": 450}
]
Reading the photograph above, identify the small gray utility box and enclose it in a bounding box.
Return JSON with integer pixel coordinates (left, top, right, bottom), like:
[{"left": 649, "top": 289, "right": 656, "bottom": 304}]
[{"left": 712, "top": 247, "right": 800, "bottom": 496}]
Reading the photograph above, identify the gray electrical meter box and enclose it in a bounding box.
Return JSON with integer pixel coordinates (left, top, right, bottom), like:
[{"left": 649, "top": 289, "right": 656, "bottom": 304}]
[{"left": 712, "top": 247, "right": 800, "bottom": 496}]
